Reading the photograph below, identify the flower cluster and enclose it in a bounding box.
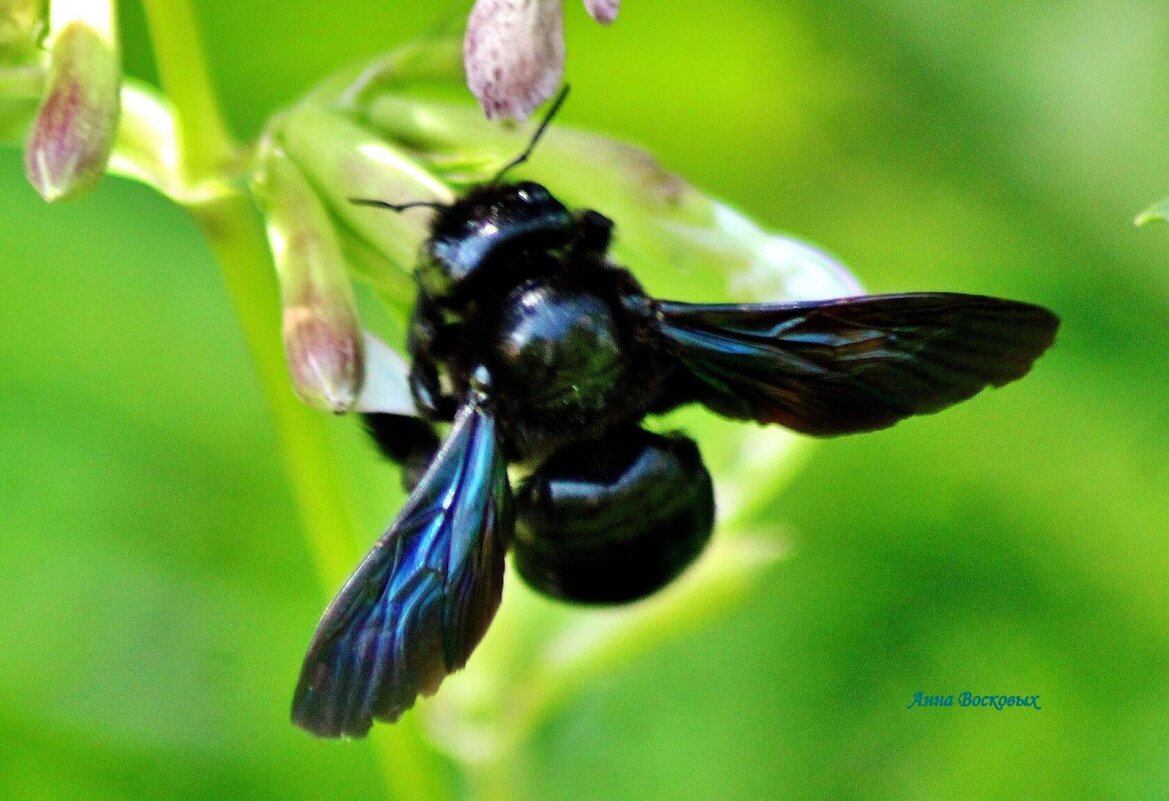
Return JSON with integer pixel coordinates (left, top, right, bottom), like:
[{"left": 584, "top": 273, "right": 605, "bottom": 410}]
[
  {"left": 0, "top": 4, "right": 864, "bottom": 764},
  {"left": 1, "top": 2, "right": 859, "bottom": 435},
  {"left": 6, "top": 0, "right": 619, "bottom": 209},
  {"left": 249, "top": 42, "right": 860, "bottom": 417}
]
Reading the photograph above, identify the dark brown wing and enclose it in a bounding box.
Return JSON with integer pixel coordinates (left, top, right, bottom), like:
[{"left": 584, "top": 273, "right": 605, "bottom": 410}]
[{"left": 655, "top": 293, "right": 1058, "bottom": 436}]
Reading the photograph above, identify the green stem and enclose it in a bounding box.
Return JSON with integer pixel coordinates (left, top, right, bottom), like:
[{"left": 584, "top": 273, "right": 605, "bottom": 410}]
[
  {"left": 139, "top": 0, "right": 235, "bottom": 177},
  {"left": 190, "top": 194, "right": 359, "bottom": 587},
  {"left": 193, "top": 185, "right": 448, "bottom": 801},
  {"left": 139, "top": 3, "right": 449, "bottom": 799}
]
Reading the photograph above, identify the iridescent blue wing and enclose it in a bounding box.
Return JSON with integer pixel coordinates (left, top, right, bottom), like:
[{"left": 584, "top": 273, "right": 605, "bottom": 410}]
[
  {"left": 655, "top": 292, "right": 1058, "bottom": 436},
  {"left": 292, "top": 398, "right": 513, "bottom": 738}
]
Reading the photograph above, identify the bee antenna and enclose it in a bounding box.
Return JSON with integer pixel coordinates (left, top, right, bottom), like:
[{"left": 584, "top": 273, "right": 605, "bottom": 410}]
[
  {"left": 349, "top": 198, "right": 448, "bottom": 213},
  {"left": 490, "top": 84, "right": 570, "bottom": 185}
]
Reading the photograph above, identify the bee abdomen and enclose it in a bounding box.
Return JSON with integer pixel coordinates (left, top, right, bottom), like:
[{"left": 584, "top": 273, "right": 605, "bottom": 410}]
[{"left": 512, "top": 427, "right": 715, "bottom": 604}]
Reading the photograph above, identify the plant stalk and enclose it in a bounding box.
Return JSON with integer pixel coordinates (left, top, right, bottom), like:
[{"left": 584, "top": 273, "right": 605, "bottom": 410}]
[{"left": 139, "top": 2, "right": 449, "bottom": 799}]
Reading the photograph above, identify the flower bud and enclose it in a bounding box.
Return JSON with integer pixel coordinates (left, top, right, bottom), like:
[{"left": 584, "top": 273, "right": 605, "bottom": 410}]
[
  {"left": 583, "top": 0, "right": 619, "bottom": 24},
  {"left": 254, "top": 143, "right": 365, "bottom": 413},
  {"left": 24, "top": 0, "right": 120, "bottom": 202},
  {"left": 464, "top": 0, "right": 564, "bottom": 121},
  {"left": 462, "top": 1, "right": 623, "bottom": 120}
]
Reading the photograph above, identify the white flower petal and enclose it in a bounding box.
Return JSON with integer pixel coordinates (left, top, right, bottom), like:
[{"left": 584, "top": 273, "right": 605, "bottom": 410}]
[
  {"left": 354, "top": 331, "right": 418, "bottom": 416},
  {"left": 464, "top": 0, "right": 565, "bottom": 120},
  {"left": 667, "top": 202, "right": 864, "bottom": 303}
]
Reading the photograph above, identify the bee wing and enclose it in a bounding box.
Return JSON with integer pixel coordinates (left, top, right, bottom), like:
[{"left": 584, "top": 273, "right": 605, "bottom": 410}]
[
  {"left": 292, "top": 398, "right": 513, "bottom": 738},
  {"left": 655, "top": 292, "right": 1059, "bottom": 436}
]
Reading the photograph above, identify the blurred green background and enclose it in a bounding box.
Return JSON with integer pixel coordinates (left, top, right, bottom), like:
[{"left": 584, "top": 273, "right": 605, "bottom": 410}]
[{"left": 3, "top": 1, "right": 1168, "bottom": 799}]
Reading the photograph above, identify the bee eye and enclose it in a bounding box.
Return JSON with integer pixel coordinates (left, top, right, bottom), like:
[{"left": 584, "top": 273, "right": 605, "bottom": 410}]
[{"left": 513, "top": 181, "right": 548, "bottom": 203}]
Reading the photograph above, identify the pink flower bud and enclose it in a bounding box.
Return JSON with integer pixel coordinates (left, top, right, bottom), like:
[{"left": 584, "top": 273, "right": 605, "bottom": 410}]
[
  {"left": 25, "top": 17, "right": 119, "bottom": 201},
  {"left": 464, "top": 0, "right": 565, "bottom": 121},
  {"left": 282, "top": 302, "right": 364, "bottom": 414},
  {"left": 255, "top": 145, "right": 366, "bottom": 413},
  {"left": 583, "top": 0, "right": 619, "bottom": 24}
]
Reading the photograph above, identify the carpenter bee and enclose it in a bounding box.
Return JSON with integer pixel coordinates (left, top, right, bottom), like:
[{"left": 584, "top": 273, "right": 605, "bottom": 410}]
[{"left": 291, "top": 89, "right": 1060, "bottom": 737}]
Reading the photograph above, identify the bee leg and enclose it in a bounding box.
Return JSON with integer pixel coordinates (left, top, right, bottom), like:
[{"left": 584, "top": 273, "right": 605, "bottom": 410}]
[
  {"left": 408, "top": 359, "right": 458, "bottom": 421},
  {"left": 362, "top": 414, "right": 441, "bottom": 491},
  {"left": 406, "top": 298, "right": 460, "bottom": 421},
  {"left": 512, "top": 426, "right": 715, "bottom": 604},
  {"left": 571, "top": 209, "right": 614, "bottom": 256}
]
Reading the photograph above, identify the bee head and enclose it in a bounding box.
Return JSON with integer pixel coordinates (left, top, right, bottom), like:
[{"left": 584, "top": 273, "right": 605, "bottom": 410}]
[{"left": 417, "top": 181, "right": 575, "bottom": 303}]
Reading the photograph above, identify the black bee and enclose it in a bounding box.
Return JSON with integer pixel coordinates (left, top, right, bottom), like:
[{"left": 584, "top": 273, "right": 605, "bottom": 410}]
[{"left": 291, "top": 90, "right": 1060, "bottom": 737}]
